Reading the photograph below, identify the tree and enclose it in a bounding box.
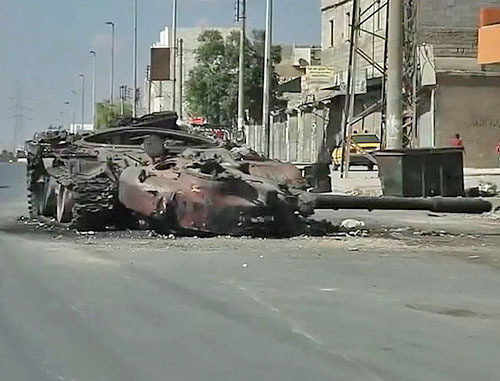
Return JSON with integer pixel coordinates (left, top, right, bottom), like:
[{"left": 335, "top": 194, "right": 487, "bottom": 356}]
[
  {"left": 95, "top": 101, "right": 133, "bottom": 130},
  {"left": 186, "top": 29, "right": 282, "bottom": 127}
]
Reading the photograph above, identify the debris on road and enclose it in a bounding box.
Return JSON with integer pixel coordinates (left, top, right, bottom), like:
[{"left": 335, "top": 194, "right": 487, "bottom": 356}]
[
  {"left": 340, "top": 219, "right": 366, "bottom": 232},
  {"left": 466, "top": 181, "right": 498, "bottom": 198},
  {"left": 479, "top": 181, "right": 498, "bottom": 197}
]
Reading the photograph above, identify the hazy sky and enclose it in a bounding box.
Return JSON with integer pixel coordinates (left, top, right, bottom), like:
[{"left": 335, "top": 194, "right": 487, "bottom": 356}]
[{"left": 0, "top": 0, "right": 321, "bottom": 149}]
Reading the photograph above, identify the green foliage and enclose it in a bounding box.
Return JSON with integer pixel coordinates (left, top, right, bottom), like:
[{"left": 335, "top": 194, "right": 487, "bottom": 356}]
[
  {"left": 95, "top": 101, "right": 132, "bottom": 130},
  {"left": 186, "top": 29, "right": 282, "bottom": 127}
]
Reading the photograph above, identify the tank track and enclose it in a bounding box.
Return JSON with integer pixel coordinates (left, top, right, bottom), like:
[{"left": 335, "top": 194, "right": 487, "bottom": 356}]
[
  {"left": 68, "top": 174, "right": 117, "bottom": 231},
  {"left": 26, "top": 157, "right": 43, "bottom": 219},
  {"left": 26, "top": 165, "right": 38, "bottom": 219}
]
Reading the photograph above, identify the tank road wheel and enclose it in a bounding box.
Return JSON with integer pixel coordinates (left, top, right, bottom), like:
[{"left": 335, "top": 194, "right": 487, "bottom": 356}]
[
  {"left": 34, "top": 175, "right": 56, "bottom": 216},
  {"left": 56, "top": 184, "right": 74, "bottom": 223},
  {"left": 27, "top": 161, "right": 54, "bottom": 218}
]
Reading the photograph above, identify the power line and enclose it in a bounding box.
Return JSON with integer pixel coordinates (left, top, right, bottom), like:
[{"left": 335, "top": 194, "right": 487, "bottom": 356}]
[{"left": 10, "top": 82, "right": 32, "bottom": 151}]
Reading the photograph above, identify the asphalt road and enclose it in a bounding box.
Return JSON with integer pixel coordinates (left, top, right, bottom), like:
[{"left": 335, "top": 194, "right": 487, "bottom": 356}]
[{"left": 1, "top": 162, "right": 500, "bottom": 381}]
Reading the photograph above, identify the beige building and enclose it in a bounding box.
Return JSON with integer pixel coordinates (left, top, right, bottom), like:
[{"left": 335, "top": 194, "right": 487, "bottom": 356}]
[
  {"left": 148, "top": 26, "right": 238, "bottom": 121},
  {"left": 320, "top": 0, "right": 500, "bottom": 167}
]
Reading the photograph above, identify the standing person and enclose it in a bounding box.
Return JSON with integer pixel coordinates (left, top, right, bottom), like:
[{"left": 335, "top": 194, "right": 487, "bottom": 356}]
[
  {"left": 496, "top": 139, "right": 500, "bottom": 167},
  {"left": 450, "top": 133, "right": 464, "bottom": 148}
]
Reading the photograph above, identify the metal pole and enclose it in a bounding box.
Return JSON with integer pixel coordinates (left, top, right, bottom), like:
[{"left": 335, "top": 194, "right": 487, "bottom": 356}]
[
  {"left": 71, "top": 90, "right": 77, "bottom": 132},
  {"left": 386, "top": 0, "right": 404, "bottom": 149},
  {"left": 178, "top": 38, "right": 184, "bottom": 120},
  {"left": 343, "top": 0, "right": 360, "bottom": 178},
  {"left": 171, "top": 0, "right": 178, "bottom": 113},
  {"left": 237, "top": 0, "right": 246, "bottom": 135},
  {"left": 79, "top": 74, "right": 85, "bottom": 131},
  {"left": 90, "top": 50, "right": 96, "bottom": 128},
  {"left": 147, "top": 65, "right": 152, "bottom": 114},
  {"left": 106, "top": 22, "right": 115, "bottom": 105},
  {"left": 133, "top": 0, "right": 138, "bottom": 117},
  {"left": 262, "top": 0, "right": 273, "bottom": 157},
  {"left": 120, "top": 86, "right": 125, "bottom": 116},
  {"left": 64, "top": 101, "right": 70, "bottom": 129}
]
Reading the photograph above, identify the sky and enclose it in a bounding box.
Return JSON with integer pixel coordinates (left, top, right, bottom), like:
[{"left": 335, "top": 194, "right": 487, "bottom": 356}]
[{"left": 0, "top": 0, "right": 321, "bottom": 150}]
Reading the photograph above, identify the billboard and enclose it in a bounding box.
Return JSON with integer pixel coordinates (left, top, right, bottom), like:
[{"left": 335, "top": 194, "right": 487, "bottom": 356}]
[
  {"left": 478, "top": 24, "right": 500, "bottom": 65},
  {"left": 150, "top": 48, "right": 171, "bottom": 81},
  {"left": 305, "top": 66, "right": 337, "bottom": 82}
]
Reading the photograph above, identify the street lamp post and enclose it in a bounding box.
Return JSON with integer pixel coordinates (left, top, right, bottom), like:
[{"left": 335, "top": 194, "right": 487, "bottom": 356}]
[
  {"left": 63, "top": 101, "right": 70, "bottom": 128},
  {"left": 78, "top": 74, "right": 85, "bottom": 132},
  {"left": 71, "top": 90, "right": 77, "bottom": 132},
  {"left": 105, "top": 21, "right": 115, "bottom": 105},
  {"left": 237, "top": 0, "right": 247, "bottom": 136},
  {"left": 132, "top": 0, "right": 138, "bottom": 117},
  {"left": 171, "top": 0, "right": 178, "bottom": 113},
  {"left": 262, "top": 0, "right": 274, "bottom": 157},
  {"left": 90, "top": 50, "right": 97, "bottom": 128}
]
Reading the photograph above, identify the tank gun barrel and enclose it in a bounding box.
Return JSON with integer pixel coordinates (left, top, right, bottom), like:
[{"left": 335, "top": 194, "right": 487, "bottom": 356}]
[{"left": 313, "top": 195, "right": 493, "bottom": 215}]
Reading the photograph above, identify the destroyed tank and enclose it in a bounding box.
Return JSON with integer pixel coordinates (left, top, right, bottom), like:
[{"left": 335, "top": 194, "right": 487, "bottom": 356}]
[
  {"left": 25, "top": 113, "right": 312, "bottom": 236},
  {"left": 25, "top": 112, "right": 493, "bottom": 237}
]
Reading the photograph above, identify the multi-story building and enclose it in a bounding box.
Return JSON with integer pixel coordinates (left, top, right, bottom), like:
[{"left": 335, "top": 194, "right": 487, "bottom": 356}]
[
  {"left": 148, "top": 27, "right": 238, "bottom": 121},
  {"left": 321, "top": 0, "right": 500, "bottom": 167}
]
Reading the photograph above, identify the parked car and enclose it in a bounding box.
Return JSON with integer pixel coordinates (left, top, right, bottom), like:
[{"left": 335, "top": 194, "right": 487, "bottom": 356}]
[{"left": 332, "top": 134, "right": 381, "bottom": 171}]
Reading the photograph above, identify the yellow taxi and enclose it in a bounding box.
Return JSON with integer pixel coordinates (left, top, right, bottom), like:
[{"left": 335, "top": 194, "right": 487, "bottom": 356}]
[{"left": 332, "top": 134, "right": 381, "bottom": 171}]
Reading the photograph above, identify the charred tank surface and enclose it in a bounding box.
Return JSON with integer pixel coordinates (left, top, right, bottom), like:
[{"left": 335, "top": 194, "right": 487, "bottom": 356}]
[
  {"left": 25, "top": 120, "right": 311, "bottom": 236},
  {"left": 112, "top": 111, "right": 179, "bottom": 129}
]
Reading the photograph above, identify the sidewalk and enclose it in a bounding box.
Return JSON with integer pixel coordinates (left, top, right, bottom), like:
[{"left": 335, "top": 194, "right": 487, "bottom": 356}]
[{"left": 330, "top": 167, "right": 500, "bottom": 197}]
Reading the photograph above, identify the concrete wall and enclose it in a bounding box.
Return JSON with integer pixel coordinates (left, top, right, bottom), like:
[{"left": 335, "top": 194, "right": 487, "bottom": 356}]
[
  {"left": 321, "top": 0, "right": 386, "bottom": 76},
  {"left": 418, "top": 0, "right": 500, "bottom": 30},
  {"left": 246, "top": 108, "right": 331, "bottom": 164},
  {"left": 322, "top": 0, "right": 500, "bottom": 71},
  {"left": 434, "top": 74, "right": 500, "bottom": 168}
]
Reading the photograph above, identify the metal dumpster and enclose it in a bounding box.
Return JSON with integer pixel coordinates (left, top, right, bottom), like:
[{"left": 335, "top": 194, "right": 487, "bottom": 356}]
[{"left": 375, "top": 148, "right": 465, "bottom": 197}]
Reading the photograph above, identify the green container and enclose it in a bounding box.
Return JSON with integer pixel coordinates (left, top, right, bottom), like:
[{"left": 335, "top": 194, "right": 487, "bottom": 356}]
[{"left": 375, "top": 148, "right": 465, "bottom": 197}]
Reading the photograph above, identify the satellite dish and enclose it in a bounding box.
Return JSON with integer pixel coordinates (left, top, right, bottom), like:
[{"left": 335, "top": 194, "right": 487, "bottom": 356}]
[{"left": 298, "top": 58, "right": 310, "bottom": 67}]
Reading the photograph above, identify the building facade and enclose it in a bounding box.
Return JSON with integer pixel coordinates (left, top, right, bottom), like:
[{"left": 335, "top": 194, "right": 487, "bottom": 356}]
[
  {"left": 320, "top": 0, "right": 500, "bottom": 167},
  {"left": 148, "top": 27, "right": 237, "bottom": 121}
]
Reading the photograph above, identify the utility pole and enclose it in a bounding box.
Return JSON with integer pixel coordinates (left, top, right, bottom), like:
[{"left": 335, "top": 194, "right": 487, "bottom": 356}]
[
  {"left": 78, "top": 74, "right": 85, "bottom": 132},
  {"left": 63, "top": 101, "right": 70, "bottom": 129},
  {"left": 236, "top": 0, "right": 246, "bottom": 135},
  {"left": 171, "top": 0, "right": 178, "bottom": 113},
  {"left": 178, "top": 38, "right": 184, "bottom": 120},
  {"left": 120, "top": 85, "right": 126, "bottom": 116},
  {"left": 133, "top": 0, "right": 138, "bottom": 117},
  {"left": 105, "top": 21, "right": 115, "bottom": 105},
  {"left": 262, "top": 0, "right": 273, "bottom": 157},
  {"left": 90, "top": 50, "right": 97, "bottom": 128},
  {"left": 71, "top": 90, "right": 77, "bottom": 132},
  {"left": 147, "top": 65, "right": 152, "bottom": 114},
  {"left": 386, "top": 0, "right": 404, "bottom": 149},
  {"left": 12, "top": 82, "right": 26, "bottom": 151},
  {"left": 341, "top": 0, "right": 360, "bottom": 179}
]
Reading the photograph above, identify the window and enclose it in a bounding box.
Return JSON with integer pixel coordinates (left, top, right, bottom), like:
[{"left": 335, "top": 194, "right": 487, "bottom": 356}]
[
  {"left": 329, "top": 18, "right": 335, "bottom": 46},
  {"left": 358, "top": 7, "right": 362, "bottom": 37},
  {"left": 344, "top": 11, "right": 351, "bottom": 41},
  {"left": 375, "top": 0, "right": 382, "bottom": 30}
]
